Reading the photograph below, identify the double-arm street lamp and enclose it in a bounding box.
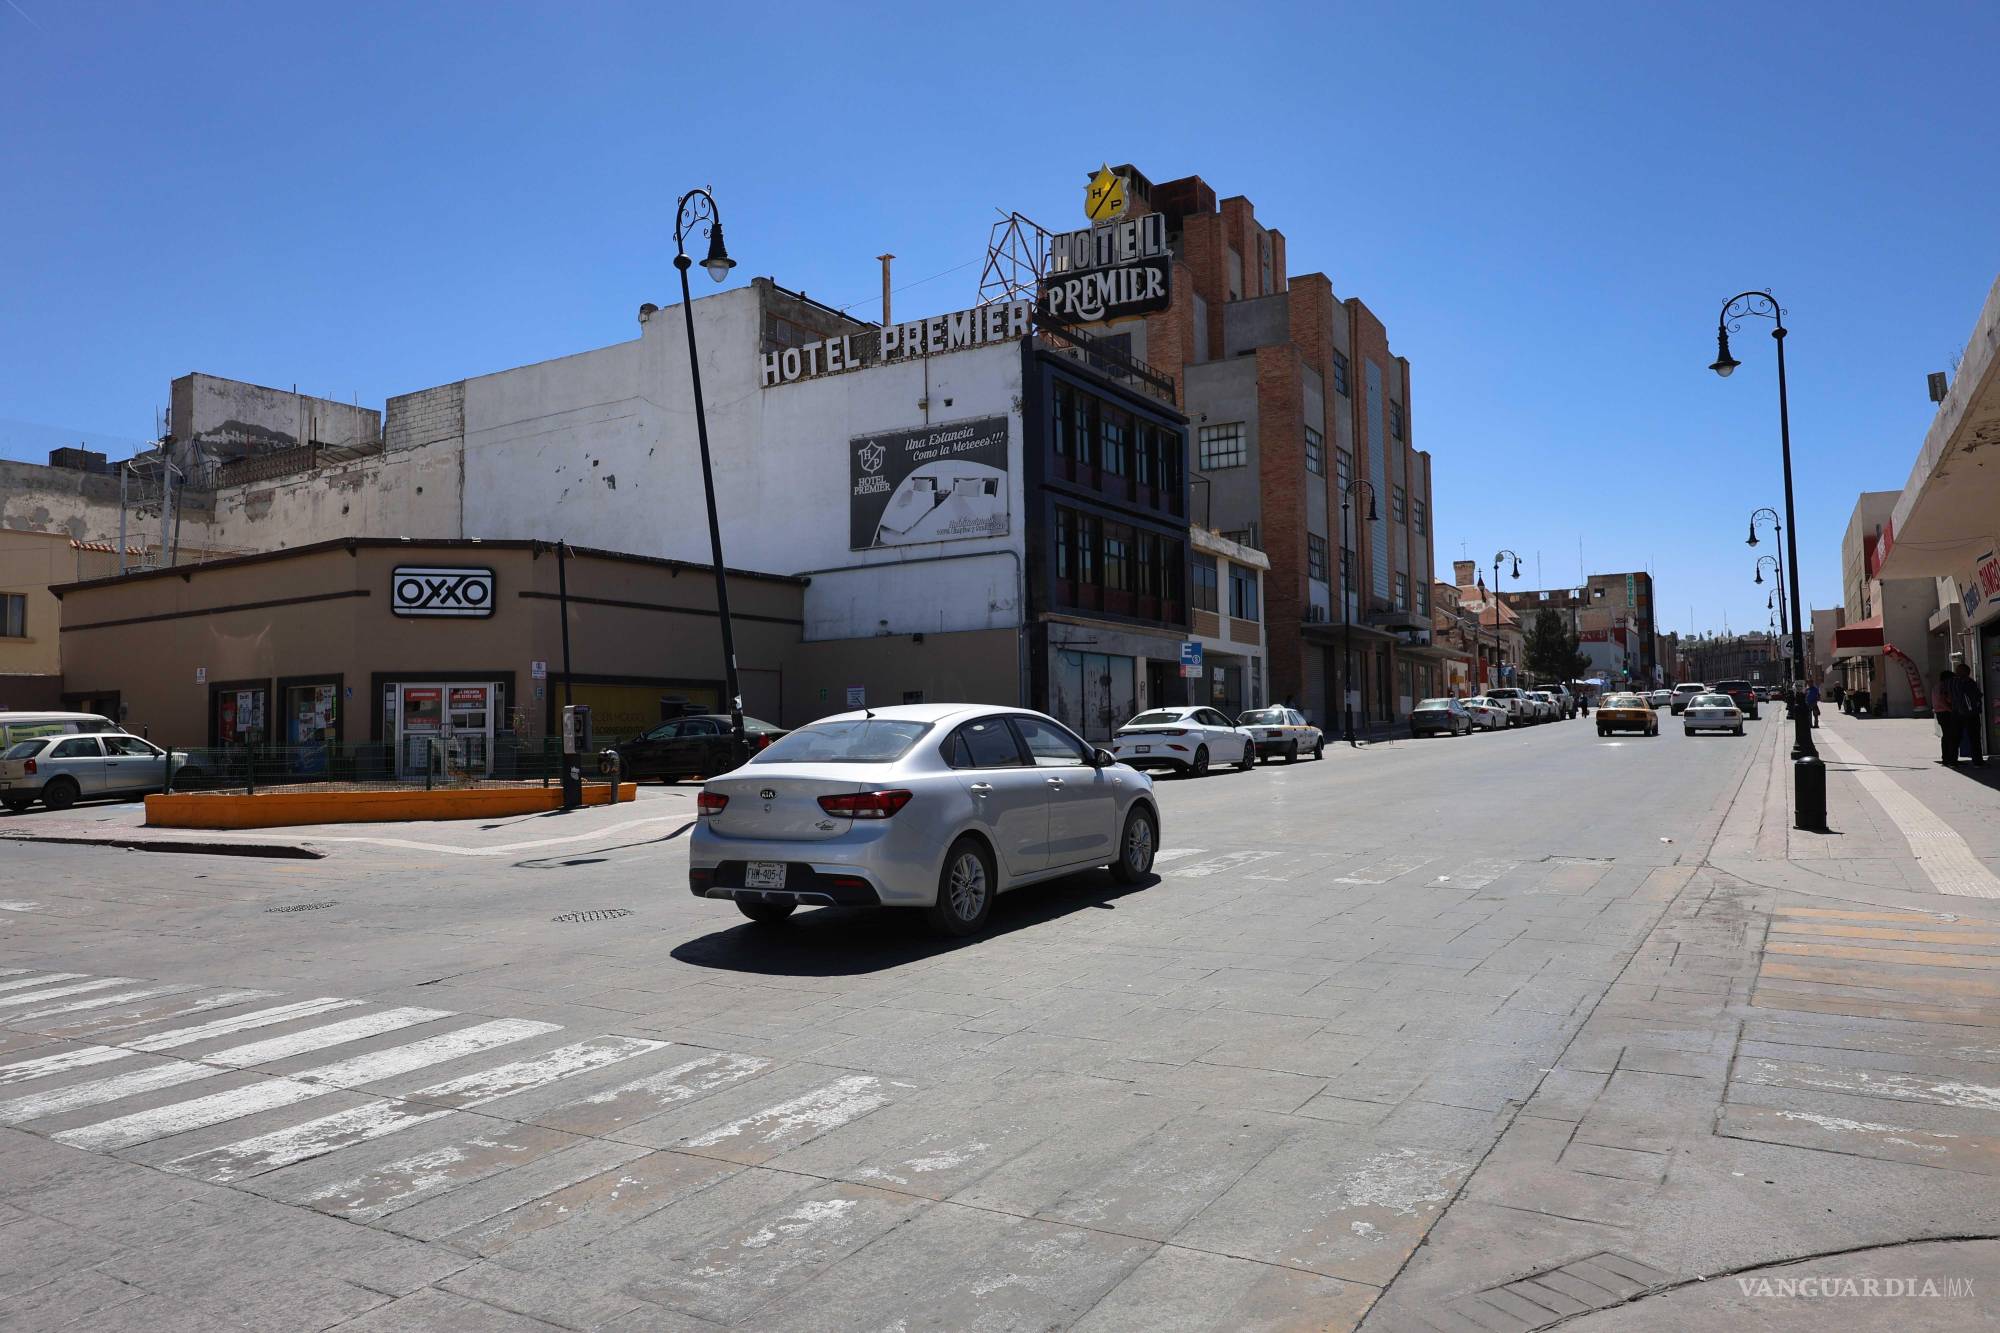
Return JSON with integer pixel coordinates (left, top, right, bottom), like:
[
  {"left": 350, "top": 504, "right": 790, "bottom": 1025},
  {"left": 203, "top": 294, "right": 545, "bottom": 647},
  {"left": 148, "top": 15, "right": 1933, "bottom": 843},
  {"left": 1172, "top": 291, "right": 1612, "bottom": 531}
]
[
  {"left": 1338, "top": 479, "right": 1378, "bottom": 745},
  {"left": 673, "top": 186, "right": 747, "bottom": 762},
  {"left": 1711, "top": 290, "right": 1824, "bottom": 828},
  {"left": 1754, "top": 554, "right": 1788, "bottom": 646}
]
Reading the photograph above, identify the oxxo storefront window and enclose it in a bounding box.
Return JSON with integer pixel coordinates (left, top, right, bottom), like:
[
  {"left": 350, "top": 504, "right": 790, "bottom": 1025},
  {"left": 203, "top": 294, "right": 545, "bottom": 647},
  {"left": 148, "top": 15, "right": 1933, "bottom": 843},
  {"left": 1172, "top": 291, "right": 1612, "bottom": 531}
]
[{"left": 386, "top": 681, "right": 504, "bottom": 777}]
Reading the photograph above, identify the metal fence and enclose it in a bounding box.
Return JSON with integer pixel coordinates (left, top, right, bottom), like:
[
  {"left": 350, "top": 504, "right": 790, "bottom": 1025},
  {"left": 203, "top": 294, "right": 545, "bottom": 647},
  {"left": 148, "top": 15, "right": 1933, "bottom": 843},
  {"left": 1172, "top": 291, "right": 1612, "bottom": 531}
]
[{"left": 164, "top": 736, "right": 573, "bottom": 796}]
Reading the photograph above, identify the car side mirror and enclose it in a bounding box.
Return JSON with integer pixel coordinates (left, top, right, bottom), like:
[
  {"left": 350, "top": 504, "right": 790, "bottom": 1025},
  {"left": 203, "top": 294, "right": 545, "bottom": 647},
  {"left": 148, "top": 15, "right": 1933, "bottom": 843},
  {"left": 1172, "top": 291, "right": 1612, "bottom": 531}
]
[{"left": 1093, "top": 748, "right": 1116, "bottom": 768}]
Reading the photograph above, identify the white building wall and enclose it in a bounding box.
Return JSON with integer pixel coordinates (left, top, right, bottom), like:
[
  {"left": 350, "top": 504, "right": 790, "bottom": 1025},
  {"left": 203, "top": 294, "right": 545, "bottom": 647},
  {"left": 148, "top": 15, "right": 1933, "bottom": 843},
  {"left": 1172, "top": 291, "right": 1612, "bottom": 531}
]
[{"left": 450, "top": 287, "right": 1028, "bottom": 643}]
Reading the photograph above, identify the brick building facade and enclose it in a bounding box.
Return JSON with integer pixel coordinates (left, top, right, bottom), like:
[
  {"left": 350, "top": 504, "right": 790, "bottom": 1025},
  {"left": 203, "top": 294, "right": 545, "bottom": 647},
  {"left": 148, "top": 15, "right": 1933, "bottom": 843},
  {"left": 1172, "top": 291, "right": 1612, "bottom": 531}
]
[{"left": 1064, "top": 168, "right": 1442, "bottom": 726}]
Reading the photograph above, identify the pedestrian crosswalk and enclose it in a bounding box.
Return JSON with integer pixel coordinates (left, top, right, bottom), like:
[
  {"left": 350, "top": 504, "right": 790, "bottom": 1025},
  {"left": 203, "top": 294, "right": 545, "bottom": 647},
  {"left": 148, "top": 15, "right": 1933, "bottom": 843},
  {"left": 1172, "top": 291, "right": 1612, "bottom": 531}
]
[{"left": 0, "top": 965, "right": 879, "bottom": 1245}]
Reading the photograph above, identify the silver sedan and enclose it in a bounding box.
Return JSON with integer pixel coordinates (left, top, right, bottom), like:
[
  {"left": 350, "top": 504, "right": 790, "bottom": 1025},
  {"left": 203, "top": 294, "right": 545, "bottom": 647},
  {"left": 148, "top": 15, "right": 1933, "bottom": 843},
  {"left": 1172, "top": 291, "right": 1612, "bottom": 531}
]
[{"left": 688, "top": 704, "right": 1161, "bottom": 936}]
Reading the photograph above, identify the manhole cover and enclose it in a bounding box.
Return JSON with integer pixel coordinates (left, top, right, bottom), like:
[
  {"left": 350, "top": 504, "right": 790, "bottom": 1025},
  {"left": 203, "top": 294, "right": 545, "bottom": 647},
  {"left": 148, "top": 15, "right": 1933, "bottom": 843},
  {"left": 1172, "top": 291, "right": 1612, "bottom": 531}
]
[
  {"left": 553, "top": 908, "right": 631, "bottom": 923},
  {"left": 266, "top": 901, "right": 336, "bottom": 913}
]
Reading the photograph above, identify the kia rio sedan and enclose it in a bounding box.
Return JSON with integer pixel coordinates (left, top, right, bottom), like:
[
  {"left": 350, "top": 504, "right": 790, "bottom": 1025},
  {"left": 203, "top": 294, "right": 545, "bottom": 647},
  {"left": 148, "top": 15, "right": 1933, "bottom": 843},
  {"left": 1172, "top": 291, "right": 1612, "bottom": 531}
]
[{"left": 689, "top": 705, "right": 1160, "bottom": 937}]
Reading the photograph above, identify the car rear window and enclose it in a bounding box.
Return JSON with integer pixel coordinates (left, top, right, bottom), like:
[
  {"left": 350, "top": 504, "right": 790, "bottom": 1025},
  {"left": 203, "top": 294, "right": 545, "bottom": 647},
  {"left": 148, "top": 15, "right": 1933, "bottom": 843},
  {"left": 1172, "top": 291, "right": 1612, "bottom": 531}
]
[
  {"left": 3, "top": 740, "right": 44, "bottom": 759},
  {"left": 1239, "top": 709, "right": 1286, "bottom": 724},
  {"left": 1605, "top": 694, "right": 1646, "bottom": 707},
  {"left": 1417, "top": 699, "right": 1454, "bottom": 709},
  {"left": 753, "top": 719, "right": 931, "bottom": 764},
  {"left": 1126, "top": 711, "right": 1185, "bottom": 727}
]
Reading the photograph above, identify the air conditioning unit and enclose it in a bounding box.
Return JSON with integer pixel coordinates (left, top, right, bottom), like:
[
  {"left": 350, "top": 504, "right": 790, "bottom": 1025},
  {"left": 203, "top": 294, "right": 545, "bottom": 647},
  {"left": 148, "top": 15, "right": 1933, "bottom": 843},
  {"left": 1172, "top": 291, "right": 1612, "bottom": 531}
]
[{"left": 1304, "top": 604, "right": 1326, "bottom": 623}]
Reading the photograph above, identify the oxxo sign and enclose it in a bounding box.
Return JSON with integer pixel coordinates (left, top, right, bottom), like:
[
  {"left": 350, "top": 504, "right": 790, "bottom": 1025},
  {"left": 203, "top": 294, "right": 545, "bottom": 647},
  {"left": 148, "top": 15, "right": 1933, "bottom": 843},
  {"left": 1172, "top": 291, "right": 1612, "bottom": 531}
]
[{"left": 392, "top": 566, "right": 495, "bottom": 618}]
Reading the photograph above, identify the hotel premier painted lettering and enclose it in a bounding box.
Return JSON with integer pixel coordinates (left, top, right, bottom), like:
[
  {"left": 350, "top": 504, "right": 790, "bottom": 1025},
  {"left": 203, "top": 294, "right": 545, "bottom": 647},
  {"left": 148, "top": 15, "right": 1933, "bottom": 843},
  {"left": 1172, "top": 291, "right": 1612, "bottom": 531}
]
[
  {"left": 760, "top": 300, "right": 1032, "bottom": 388},
  {"left": 1039, "top": 212, "right": 1172, "bottom": 323}
]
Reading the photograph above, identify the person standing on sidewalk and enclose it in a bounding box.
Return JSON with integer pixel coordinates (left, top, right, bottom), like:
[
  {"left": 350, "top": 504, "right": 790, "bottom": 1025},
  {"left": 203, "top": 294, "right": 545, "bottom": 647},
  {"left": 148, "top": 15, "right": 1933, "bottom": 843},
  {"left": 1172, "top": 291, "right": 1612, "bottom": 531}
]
[
  {"left": 1954, "top": 661, "right": 1987, "bottom": 767},
  {"left": 1937, "top": 670, "right": 1961, "bottom": 766},
  {"left": 1806, "top": 681, "right": 1821, "bottom": 728}
]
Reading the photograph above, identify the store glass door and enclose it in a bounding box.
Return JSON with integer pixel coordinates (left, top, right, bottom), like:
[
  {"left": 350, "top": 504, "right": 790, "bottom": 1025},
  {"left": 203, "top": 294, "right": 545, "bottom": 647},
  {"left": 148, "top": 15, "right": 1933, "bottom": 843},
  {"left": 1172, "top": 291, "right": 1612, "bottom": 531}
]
[
  {"left": 397, "top": 686, "right": 444, "bottom": 777},
  {"left": 446, "top": 684, "right": 492, "bottom": 776}
]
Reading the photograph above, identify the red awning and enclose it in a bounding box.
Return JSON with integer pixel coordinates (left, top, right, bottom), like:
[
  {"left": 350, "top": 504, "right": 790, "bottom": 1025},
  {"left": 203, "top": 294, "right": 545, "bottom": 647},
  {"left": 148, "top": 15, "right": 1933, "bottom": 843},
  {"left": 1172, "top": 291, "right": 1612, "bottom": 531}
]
[{"left": 1832, "top": 615, "right": 1884, "bottom": 659}]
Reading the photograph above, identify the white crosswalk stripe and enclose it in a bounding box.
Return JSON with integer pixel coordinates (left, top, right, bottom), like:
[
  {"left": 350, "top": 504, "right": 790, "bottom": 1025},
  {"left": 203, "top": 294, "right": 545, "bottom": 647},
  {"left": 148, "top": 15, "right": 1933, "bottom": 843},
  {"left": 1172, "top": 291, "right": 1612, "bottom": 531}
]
[
  {"left": 128, "top": 997, "right": 364, "bottom": 1052},
  {"left": 0, "top": 1060, "right": 225, "bottom": 1124},
  {"left": 0, "top": 1045, "right": 134, "bottom": 1086},
  {"left": 50, "top": 989, "right": 283, "bottom": 1037},
  {"left": 194, "top": 1007, "right": 451, "bottom": 1068},
  {"left": 53, "top": 1019, "right": 559, "bottom": 1152},
  {"left": 0, "top": 973, "right": 87, "bottom": 996},
  {"left": 7, "top": 984, "right": 203, "bottom": 1024},
  {"left": 0, "top": 978, "right": 135, "bottom": 1009}
]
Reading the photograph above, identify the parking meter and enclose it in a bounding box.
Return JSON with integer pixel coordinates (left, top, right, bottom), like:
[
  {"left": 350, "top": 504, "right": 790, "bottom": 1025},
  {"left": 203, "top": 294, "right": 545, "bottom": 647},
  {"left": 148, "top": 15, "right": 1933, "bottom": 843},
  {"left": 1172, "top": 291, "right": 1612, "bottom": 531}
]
[{"left": 560, "top": 705, "right": 592, "bottom": 809}]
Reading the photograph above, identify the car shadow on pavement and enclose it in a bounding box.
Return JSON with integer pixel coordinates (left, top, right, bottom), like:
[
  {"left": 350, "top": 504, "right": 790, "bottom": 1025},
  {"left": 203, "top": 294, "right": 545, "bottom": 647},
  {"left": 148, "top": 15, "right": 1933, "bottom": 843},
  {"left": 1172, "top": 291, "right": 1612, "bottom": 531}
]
[{"left": 670, "top": 870, "right": 1160, "bottom": 977}]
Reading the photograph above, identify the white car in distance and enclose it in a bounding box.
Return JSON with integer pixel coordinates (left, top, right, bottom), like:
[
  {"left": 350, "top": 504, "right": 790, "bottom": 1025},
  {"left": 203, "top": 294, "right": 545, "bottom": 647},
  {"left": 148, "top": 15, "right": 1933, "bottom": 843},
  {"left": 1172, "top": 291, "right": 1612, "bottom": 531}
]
[
  {"left": 1462, "top": 697, "right": 1510, "bottom": 730},
  {"left": 1682, "top": 692, "right": 1745, "bottom": 737},
  {"left": 1109, "top": 706, "right": 1253, "bottom": 777}
]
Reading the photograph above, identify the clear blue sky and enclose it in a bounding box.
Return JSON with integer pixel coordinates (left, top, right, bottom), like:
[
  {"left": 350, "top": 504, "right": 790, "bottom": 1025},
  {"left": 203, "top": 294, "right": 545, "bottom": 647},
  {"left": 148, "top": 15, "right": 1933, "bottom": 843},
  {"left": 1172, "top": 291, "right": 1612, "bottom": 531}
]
[{"left": 5, "top": 1, "right": 1995, "bottom": 637}]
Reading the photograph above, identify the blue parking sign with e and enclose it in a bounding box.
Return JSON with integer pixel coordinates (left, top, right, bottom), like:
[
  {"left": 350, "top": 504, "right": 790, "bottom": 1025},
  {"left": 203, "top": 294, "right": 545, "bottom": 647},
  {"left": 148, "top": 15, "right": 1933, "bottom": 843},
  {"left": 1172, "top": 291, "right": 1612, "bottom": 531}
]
[{"left": 1179, "top": 641, "right": 1202, "bottom": 668}]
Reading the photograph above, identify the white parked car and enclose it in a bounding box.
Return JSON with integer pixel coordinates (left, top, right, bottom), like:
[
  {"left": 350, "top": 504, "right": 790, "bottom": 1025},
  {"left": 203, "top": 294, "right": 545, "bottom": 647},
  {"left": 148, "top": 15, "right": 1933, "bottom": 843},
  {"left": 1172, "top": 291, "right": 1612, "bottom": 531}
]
[
  {"left": 1462, "top": 697, "right": 1510, "bottom": 730},
  {"left": 1524, "top": 691, "right": 1558, "bottom": 722},
  {"left": 1647, "top": 689, "right": 1673, "bottom": 711},
  {"left": 1482, "top": 688, "right": 1530, "bottom": 726},
  {"left": 1669, "top": 683, "right": 1707, "bottom": 715},
  {"left": 688, "top": 705, "right": 1160, "bottom": 937},
  {"left": 1109, "top": 706, "right": 1253, "bottom": 776},
  {"left": 0, "top": 733, "right": 199, "bottom": 813},
  {"left": 1682, "top": 692, "right": 1745, "bottom": 737}
]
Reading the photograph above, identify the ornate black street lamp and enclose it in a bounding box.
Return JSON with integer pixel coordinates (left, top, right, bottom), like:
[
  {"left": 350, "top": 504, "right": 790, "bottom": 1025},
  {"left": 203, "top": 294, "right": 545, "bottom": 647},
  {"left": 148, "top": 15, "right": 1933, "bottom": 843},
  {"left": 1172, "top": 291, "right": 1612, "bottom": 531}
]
[
  {"left": 1338, "top": 479, "right": 1378, "bottom": 745},
  {"left": 1712, "top": 290, "right": 1824, "bottom": 828},
  {"left": 1491, "top": 548, "right": 1521, "bottom": 686},
  {"left": 1754, "top": 553, "right": 1788, "bottom": 646},
  {"left": 674, "top": 187, "right": 746, "bottom": 762}
]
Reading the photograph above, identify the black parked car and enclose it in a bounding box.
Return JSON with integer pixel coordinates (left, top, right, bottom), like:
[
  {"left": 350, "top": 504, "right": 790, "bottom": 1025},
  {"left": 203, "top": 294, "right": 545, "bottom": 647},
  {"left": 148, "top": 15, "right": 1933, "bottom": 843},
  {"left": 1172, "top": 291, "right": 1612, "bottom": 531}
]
[
  {"left": 1710, "top": 679, "right": 1761, "bottom": 720},
  {"left": 615, "top": 715, "right": 788, "bottom": 781}
]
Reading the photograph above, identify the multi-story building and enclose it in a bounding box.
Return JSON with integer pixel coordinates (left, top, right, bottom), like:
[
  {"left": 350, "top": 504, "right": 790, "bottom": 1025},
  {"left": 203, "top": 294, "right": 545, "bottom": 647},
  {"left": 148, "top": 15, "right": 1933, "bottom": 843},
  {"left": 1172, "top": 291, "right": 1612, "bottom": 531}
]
[
  {"left": 1429, "top": 579, "right": 1479, "bottom": 695},
  {"left": 1685, "top": 632, "right": 1781, "bottom": 686},
  {"left": 1449, "top": 561, "right": 1523, "bottom": 689},
  {"left": 1497, "top": 571, "right": 1661, "bottom": 686},
  {"left": 1044, "top": 166, "right": 1442, "bottom": 726},
  {"left": 1831, "top": 490, "right": 1931, "bottom": 713},
  {"left": 1188, "top": 527, "right": 1267, "bottom": 716}
]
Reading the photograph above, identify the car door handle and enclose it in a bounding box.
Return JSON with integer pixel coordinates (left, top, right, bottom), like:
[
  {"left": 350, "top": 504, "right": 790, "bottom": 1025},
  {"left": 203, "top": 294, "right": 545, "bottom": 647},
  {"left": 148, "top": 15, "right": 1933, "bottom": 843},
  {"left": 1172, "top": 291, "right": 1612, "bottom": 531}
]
[
  {"left": 1045, "top": 777, "right": 1064, "bottom": 787},
  {"left": 969, "top": 783, "right": 993, "bottom": 794}
]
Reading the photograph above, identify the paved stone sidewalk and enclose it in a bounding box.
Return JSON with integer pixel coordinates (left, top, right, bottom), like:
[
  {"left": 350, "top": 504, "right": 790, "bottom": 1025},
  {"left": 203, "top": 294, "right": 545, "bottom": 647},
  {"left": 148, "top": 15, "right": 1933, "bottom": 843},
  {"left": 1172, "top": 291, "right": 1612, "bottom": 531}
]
[{"left": 1361, "top": 717, "right": 2000, "bottom": 1331}]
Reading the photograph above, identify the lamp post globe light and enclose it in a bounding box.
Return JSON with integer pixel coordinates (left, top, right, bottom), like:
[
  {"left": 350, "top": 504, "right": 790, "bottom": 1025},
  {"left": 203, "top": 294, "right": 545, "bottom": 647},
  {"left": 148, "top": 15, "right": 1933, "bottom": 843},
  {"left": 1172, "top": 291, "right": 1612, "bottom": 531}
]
[
  {"left": 674, "top": 186, "right": 747, "bottom": 763},
  {"left": 1491, "top": 548, "right": 1522, "bottom": 689},
  {"left": 1338, "top": 479, "right": 1378, "bottom": 745},
  {"left": 1711, "top": 290, "right": 1824, "bottom": 828}
]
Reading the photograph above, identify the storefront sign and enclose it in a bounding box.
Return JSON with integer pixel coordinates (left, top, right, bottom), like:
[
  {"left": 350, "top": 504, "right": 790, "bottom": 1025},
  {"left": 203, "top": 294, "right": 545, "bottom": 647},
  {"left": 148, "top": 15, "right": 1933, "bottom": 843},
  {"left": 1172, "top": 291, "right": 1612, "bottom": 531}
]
[
  {"left": 194, "top": 666, "right": 206, "bottom": 684},
  {"left": 761, "top": 300, "right": 1032, "bottom": 388},
  {"left": 1040, "top": 211, "right": 1171, "bottom": 324},
  {"left": 846, "top": 686, "right": 866, "bottom": 708},
  {"left": 1969, "top": 548, "right": 2000, "bottom": 623},
  {"left": 850, "top": 416, "right": 1009, "bottom": 550},
  {"left": 392, "top": 566, "right": 495, "bottom": 618},
  {"left": 531, "top": 660, "right": 547, "bottom": 680}
]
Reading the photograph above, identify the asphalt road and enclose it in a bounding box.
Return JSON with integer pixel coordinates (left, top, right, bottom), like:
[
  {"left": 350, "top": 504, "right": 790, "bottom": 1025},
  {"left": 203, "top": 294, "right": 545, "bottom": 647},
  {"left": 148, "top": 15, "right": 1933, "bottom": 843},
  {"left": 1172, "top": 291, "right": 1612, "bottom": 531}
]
[{"left": 0, "top": 712, "right": 1777, "bottom": 1330}]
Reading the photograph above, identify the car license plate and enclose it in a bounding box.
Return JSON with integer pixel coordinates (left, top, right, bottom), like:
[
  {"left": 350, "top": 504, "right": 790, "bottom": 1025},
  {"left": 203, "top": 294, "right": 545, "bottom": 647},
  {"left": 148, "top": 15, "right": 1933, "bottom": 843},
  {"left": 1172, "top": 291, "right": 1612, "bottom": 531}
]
[
  {"left": 744, "top": 862, "right": 786, "bottom": 889},
  {"left": 1134, "top": 744, "right": 1151, "bottom": 754}
]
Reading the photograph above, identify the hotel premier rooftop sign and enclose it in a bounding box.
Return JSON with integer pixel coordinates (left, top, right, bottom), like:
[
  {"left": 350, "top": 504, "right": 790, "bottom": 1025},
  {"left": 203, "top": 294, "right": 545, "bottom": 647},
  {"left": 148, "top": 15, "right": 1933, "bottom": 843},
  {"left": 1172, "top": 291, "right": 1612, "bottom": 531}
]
[{"left": 760, "top": 300, "right": 1032, "bottom": 388}]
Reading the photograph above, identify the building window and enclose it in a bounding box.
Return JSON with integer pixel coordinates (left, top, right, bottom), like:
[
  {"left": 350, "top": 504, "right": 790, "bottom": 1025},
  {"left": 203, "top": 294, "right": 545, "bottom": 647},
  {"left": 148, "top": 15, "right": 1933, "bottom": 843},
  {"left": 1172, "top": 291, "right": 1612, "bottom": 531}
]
[
  {"left": 1137, "top": 532, "right": 1159, "bottom": 597},
  {"left": 1417, "top": 582, "right": 1430, "bottom": 615},
  {"left": 1079, "top": 513, "right": 1100, "bottom": 586},
  {"left": 1198, "top": 422, "right": 1246, "bottom": 470},
  {"left": 1227, "top": 249, "right": 1243, "bottom": 302},
  {"left": 1305, "top": 425, "right": 1324, "bottom": 476},
  {"left": 1055, "top": 507, "right": 1077, "bottom": 580},
  {"left": 1068, "top": 385, "right": 1096, "bottom": 466},
  {"left": 1413, "top": 497, "right": 1428, "bottom": 536},
  {"left": 1102, "top": 523, "right": 1131, "bottom": 592},
  {"left": 1335, "top": 447, "right": 1353, "bottom": 497},
  {"left": 1394, "top": 574, "right": 1409, "bottom": 610},
  {"left": 1390, "top": 401, "right": 1406, "bottom": 441},
  {"left": 1101, "top": 406, "right": 1131, "bottom": 477},
  {"left": 1307, "top": 534, "right": 1329, "bottom": 582},
  {"left": 1332, "top": 350, "right": 1351, "bottom": 397},
  {"left": 1391, "top": 485, "right": 1407, "bottom": 524},
  {"left": 0, "top": 594, "right": 23, "bottom": 638},
  {"left": 1258, "top": 231, "right": 1273, "bottom": 296},
  {"left": 1229, "top": 563, "right": 1260, "bottom": 620},
  {"left": 1135, "top": 424, "right": 1155, "bottom": 487},
  {"left": 1192, "top": 553, "right": 1219, "bottom": 612}
]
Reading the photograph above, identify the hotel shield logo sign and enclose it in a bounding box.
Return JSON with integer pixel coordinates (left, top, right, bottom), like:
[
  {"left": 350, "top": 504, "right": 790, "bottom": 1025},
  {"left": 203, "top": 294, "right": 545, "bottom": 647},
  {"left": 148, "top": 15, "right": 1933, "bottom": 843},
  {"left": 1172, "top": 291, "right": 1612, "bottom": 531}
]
[{"left": 1084, "top": 164, "right": 1128, "bottom": 223}]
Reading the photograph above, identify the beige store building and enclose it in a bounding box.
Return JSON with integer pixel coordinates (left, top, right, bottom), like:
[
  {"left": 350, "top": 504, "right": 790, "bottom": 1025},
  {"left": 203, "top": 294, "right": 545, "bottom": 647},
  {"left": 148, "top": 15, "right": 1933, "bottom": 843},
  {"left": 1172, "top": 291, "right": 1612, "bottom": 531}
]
[{"left": 54, "top": 538, "right": 804, "bottom": 772}]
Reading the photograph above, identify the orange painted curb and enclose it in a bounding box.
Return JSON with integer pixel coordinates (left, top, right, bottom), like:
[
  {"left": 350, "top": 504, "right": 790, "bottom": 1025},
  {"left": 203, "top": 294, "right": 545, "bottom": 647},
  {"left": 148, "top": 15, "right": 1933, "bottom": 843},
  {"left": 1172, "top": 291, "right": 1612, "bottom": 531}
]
[{"left": 145, "top": 783, "right": 640, "bottom": 830}]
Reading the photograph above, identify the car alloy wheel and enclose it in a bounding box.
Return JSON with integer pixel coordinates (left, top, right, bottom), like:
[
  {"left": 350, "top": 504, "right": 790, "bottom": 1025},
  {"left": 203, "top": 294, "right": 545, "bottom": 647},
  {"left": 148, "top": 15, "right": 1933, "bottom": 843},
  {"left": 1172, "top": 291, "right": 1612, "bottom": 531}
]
[
  {"left": 1237, "top": 743, "right": 1255, "bottom": 772},
  {"left": 927, "top": 837, "right": 995, "bottom": 937},
  {"left": 1112, "top": 805, "right": 1157, "bottom": 884},
  {"left": 1190, "top": 746, "right": 1209, "bottom": 778}
]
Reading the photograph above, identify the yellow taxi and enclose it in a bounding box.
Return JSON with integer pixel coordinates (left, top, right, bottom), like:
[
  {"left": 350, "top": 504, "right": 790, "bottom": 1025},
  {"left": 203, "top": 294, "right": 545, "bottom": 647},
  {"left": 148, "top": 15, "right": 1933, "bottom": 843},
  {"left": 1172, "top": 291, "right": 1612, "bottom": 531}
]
[{"left": 1595, "top": 692, "right": 1658, "bottom": 737}]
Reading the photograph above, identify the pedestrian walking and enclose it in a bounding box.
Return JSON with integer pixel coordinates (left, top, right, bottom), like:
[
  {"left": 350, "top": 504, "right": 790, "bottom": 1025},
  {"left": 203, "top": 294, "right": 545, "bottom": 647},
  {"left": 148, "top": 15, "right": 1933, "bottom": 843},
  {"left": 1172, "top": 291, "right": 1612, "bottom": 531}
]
[
  {"left": 1954, "top": 661, "right": 1987, "bottom": 767},
  {"left": 1937, "top": 670, "right": 1960, "bottom": 766},
  {"left": 1806, "top": 681, "right": 1821, "bottom": 728}
]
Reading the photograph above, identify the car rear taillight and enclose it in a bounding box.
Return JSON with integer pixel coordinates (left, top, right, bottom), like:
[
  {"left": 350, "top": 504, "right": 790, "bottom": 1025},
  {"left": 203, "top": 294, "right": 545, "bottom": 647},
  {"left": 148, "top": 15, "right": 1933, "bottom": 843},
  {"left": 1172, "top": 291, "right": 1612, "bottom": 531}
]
[
  {"left": 817, "top": 790, "right": 913, "bottom": 819},
  {"left": 22, "top": 759, "right": 35, "bottom": 775},
  {"left": 753, "top": 734, "right": 773, "bottom": 751},
  {"left": 697, "top": 791, "right": 728, "bottom": 817}
]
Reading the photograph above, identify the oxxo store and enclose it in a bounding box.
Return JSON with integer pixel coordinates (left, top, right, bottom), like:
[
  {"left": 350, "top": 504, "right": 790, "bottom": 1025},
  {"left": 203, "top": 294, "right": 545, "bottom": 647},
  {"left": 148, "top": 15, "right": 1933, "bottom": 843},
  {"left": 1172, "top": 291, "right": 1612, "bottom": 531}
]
[{"left": 55, "top": 538, "right": 805, "bottom": 767}]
